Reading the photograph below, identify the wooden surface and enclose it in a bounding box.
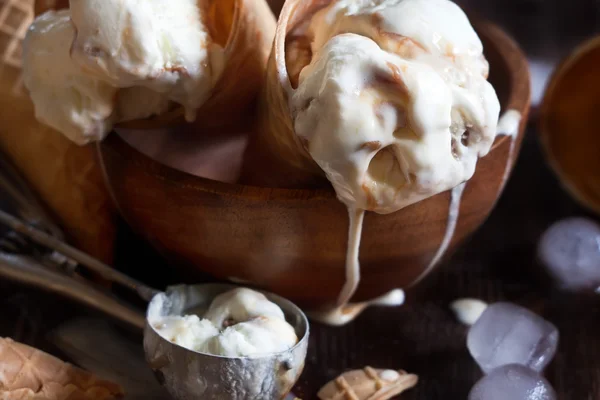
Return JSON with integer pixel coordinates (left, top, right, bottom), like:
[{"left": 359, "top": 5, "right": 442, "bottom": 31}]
[
  {"left": 2, "top": 1, "right": 598, "bottom": 399},
  {"left": 98, "top": 18, "right": 531, "bottom": 308},
  {"left": 2, "top": 122, "right": 599, "bottom": 399}
]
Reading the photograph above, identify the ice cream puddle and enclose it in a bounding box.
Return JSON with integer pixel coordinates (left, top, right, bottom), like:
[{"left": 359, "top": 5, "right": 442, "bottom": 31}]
[
  {"left": 309, "top": 288, "right": 406, "bottom": 326},
  {"left": 23, "top": 1, "right": 225, "bottom": 145},
  {"left": 150, "top": 288, "right": 298, "bottom": 358},
  {"left": 286, "top": 0, "right": 502, "bottom": 325}
]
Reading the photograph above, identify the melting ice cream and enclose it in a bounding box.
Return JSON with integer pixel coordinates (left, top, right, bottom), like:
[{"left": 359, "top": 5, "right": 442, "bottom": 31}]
[{"left": 23, "top": 0, "right": 224, "bottom": 145}]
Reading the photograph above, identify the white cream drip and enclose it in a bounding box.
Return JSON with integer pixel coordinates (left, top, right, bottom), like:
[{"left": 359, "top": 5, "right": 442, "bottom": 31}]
[
  {"left": 380, "top": 369, "right": 402, "bottom": 381},
  {"left": 311, "top": 113, "right": 520, "bottom": 328},
  {"left": 412, "top": 110, "right": 522, "bottom": 288},
  {"left": 413, "top": 182, "right": 467, "bottom": 285},
  {"left": 308, "top": 207, "right": 406, "bottom": 326}
]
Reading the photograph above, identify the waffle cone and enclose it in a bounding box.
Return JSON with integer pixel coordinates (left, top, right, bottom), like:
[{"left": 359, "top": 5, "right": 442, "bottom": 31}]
[
  {"left": 0, "top": 12, "right": 116, "bottom": 264},
  {"left": 35, "top": 0, "right": 276, "bottom": 132},
  {"left": 0, "top": 338, "right": 123, "bottom": 400},
  {"left": 241, "top": 0, "right": 328, "bottom": 188}
]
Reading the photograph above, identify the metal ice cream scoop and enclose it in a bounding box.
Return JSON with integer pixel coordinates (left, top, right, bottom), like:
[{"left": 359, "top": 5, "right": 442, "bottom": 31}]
[{"left": 0, "top": 149, "right": 309, "bottom": 400}]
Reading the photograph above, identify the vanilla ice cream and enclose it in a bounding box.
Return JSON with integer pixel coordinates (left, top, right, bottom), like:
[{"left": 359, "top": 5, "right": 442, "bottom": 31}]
[
  {"left": 23, "top": 0, "right": 224, "bottom": 145},
  {"left": 290, "top": 0, "right": 501, "bottom": 214},
  {"left": 151, "top": 288, "right": 298, "bottom": 358},
  {"left": 22, "top": 10, "right": 117, "bottom": 145}
]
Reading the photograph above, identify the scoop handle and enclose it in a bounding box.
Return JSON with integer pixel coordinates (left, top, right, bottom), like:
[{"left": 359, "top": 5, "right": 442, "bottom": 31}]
[
  {"left": 0, "top": 210, "right": 159, "bottom": 302},
  {"left": 0, "top": 252, "right": 146, "bottom": 331}
]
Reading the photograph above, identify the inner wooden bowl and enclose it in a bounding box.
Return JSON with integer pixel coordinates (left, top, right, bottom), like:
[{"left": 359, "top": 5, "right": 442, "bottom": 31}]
[{"left": 98, "top": 18, "right": 531, "bottom": 309}]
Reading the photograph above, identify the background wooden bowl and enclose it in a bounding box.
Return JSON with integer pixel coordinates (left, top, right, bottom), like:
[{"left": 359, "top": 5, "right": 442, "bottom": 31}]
[{"left": 98, "top": 19, "right": 531, "bottom": 309}]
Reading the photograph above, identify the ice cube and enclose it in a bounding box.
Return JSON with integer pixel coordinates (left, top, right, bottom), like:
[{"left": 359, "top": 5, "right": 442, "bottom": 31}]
[
  {"left": 469, "top": 364, "right": 556, "bottom": 400},
  {"left": 538, "top": 217, "right": 600, "bottom": 292},
  {"left": 467, "top": 302, "right": 559, "bottom": 373}
]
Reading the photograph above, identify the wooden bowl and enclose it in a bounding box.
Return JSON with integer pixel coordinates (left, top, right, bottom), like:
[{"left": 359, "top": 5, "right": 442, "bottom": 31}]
[{"left": 98, "top": 19, "right": 531, "bottom": 308}]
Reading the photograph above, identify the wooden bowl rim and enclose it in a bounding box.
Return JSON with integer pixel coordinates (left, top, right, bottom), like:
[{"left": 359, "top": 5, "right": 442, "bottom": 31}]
[
  {"left": 538, "top": 35, "right": 600, "bottom": 215},
  {"left": 99, "top": 17, "right": 531, "bottom": 202}
]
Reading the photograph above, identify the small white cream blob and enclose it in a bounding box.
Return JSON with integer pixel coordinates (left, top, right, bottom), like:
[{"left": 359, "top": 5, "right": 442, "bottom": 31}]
[
  {"left": 380, "top": 369, "right": 401, "bottom": 382},
  {"left": 151, "top": 288, "right": 297, "bottom": 358},
  {"left": 450, "top": 298, "right": 488, "bottom": 326}
]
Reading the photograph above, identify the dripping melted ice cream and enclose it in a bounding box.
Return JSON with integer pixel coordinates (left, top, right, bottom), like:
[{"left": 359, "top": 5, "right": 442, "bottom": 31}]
[
  {"left": 151, "top": 288, "right": 298, "bottom": 358},
  {"left": 285, "top": 0, "right": 502, "bottom": 323},
  {"left": 23, "top": 0, "right": 225, "bottom": 145}
]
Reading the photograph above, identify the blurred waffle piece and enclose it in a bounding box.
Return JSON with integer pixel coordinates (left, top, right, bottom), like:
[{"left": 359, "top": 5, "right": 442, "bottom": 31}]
[
  {"left": 0, "top": 337, "right": 124, "bottom": 400},
  {"left": 0, "top": 0, "right": 117, "bottom": 262}
]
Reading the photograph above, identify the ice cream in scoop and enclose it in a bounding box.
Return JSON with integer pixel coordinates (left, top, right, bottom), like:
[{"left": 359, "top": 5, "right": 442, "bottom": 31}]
[
  {"left": 69, "top": 0, "right": 222, "bottom": 122},
  {"left": 151, "top": 288, "right": 298, "bottom": 358},
  {"left": 290, "top": 0, "right": 500, "bottom": 214}
]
